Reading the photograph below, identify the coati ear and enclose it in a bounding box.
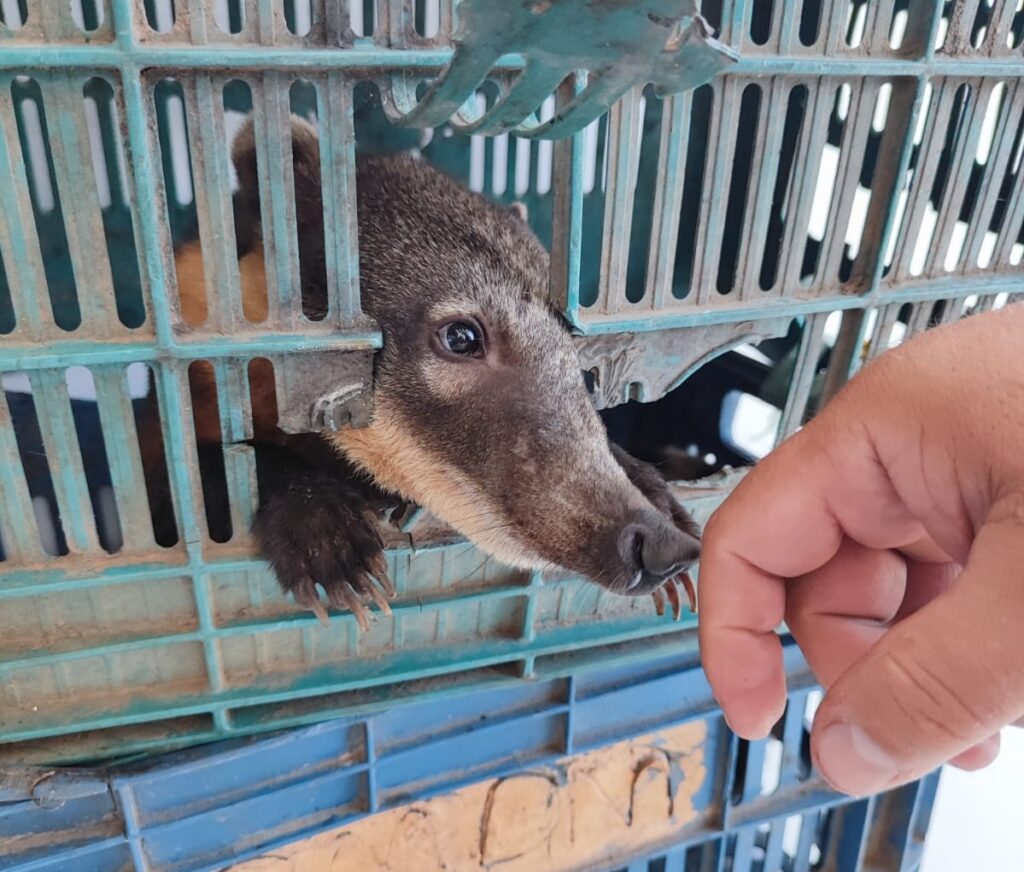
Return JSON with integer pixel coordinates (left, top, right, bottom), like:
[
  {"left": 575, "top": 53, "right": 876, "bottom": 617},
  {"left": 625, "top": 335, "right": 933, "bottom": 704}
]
[
  {"left": 230, "top": 114, "right": 324, "bottom": 251},
  {"left": 507, "top": 201, "right": 529, "bottom": 223},
  {"left": 546, "top": 301, "right": 583, "bottom": 336},
  {"left": 231, "top": 113, "right": 322, "bottom": 197}
]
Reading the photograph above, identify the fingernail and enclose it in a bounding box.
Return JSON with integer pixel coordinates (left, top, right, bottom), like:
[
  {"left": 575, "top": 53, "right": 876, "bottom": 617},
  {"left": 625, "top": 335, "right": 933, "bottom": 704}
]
[{"left": 814, "top": 721, "right": 897, "bottom": 797}]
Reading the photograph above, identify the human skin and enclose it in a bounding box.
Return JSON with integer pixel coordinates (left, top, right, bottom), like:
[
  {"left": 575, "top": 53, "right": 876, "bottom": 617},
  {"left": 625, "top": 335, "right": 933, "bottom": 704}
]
[{"left": 698, "top": 303, "right": 1024, "bottom": 797}]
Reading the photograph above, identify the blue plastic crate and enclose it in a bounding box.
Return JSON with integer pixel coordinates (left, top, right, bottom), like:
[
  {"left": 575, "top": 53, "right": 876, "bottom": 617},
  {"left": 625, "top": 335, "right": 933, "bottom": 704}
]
[
  {"left": 1, "top": 0, "right": 1022, "bottom": 768},
  {"left": 0, "top": 639, "right": 941, "bottom": 872}
]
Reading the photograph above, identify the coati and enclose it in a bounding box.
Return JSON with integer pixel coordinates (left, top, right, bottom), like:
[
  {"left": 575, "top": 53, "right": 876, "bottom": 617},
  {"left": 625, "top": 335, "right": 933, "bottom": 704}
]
[{"left": 145, "top": 116, "right": 702, "bottom": 629}]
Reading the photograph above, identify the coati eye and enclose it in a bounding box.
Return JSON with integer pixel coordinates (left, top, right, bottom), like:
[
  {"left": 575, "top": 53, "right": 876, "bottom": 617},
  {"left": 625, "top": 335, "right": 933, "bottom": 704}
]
[{"left": 438, "top": 321, "right": 484, "bottom": 357}]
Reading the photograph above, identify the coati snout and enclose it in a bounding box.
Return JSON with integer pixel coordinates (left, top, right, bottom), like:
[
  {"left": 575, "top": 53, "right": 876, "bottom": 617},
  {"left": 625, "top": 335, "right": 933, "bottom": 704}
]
[{"left": 157, "top": 115, "right": 701, "bottom": 627}]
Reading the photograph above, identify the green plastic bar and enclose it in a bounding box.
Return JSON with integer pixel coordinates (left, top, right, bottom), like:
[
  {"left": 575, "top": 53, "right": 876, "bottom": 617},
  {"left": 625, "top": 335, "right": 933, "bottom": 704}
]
[
  {"left": 549, "top": 73, "right": 586, "bottom": 322},
  {"left": 924, "top": 80, "right": 993, "bottom": 277},
  {"left": 860, "top": 2, "right": 888, "bottom": 55},
  {"left": 192, "top": 569, "right": 228, "bottom": 705},
  {"left": 239, "top": 0, "right": 260, "bottom": 41},
  {"left": 574, "top": 273, "right": 1024, "bottom": 333},
  {"left": 106, "top": 72, "right": 156, "bottom": 332},
  {"left": 186, "top": 73, "right": 244, "bottom": 333},
  {"left": 378, "top": 0, "right": 416, "bottom": 48},
  {"left": 645, "top": 90, "right": 691, "bottom": 310},
  {"left": 251, "top": 71, "right": 302, "bottom": 330},
  {"left": 0, "top": 331, "right": 380, "bottom": 373},
  {"left": 213, "top": 358, "right": 253, "bottom": 445},
  {"left": 947, "top": 0, "right": 984, "bottom": 54},
  {"left": 110, "top": 0, "right": 134, "bottom": 41},
  {"left": 255, "top": 0, "right": 276, "bottom": 44},
  {"left": 816, "top": 79, "right": 882, "bottom": 291},
  {"left": 440, "top": 0, "right": 455, "bottom": 42},
  {"left": 0, "top": 618, "right": 690, "bottom": 744},
  {"left": 718, "top": 0, "right": 743, "bottom": 50},
  {"left": 814, "top": 307, "right": 863, "bottom": 407},
  {"left": 387, "top": 554, "right": 409, "bottom": 649},
  {"left": 40, "top": 72, "right": 123, "bottom": 336},
  {"left": 92, "top": 365, "right": 157, "bottom": 551},
  {"left": 692, "top": 77, "right": 738, "bottom": 306},
  {"left": 868, "top": 76, "right": 931, "bottom": 295},
  {"left": 0, "top": 558, "right": 194, "bottom": 598},
  {"left": 28, "top": 369, "right": 100, "bottom": 554},
  {"left": 0, "top": 78, "right": 52, "bottom": 338},
  {"left": 938, "top": 296, "right": 967, "bottom": 325},
  {"left": 317, "top": 71, "right": 363, "bottom": 328},
  {"left": 888, "top": 81, "right": 956, "bottom": 283},
  {"left": 213, "top": 359, "right": 259, "bottom": 536},
  {"left": 919, "top": 0, "right": 946, "bottom": 61},
  {"left": 37, "top": 0, "right": 78, "bottom": 40},
  {"left": 983, "top": 0, "right": 1021, "bottom": 55},
  {"left": 151, "top": 361, "right": 203, "bottom": 548},
  {"left": 185, "top": 0, "right": 213, "bottom": 44},
  {"left": 776, "top": 312, "right": 829, "bottom": 442},
  {"left": 1, "top": 39, "right": 1023, "bottom": 79},
  {"left": 961, "top": 81, "right": 1024, "bottom": 271},
  {"left": 904, "top": 300, "right": 936, "bottom": 336},
  {"left": 0, "top": 391, "right": 46, "bottom": 564},
  {"left": 992, "top": 166, "right": 1024, "bottom": 269},
  {"left": 119, "top": 67, "right": 178, "bottom": 348},
  {"left": 864, "top": 302, "right": 904, "bottom": 363},
  {"left": 775, "top": 81, "right": 833, "bottom": 296},
  {"left": 821, "top": 0, "right": 850, "bottom": 55},
  {"left": 518, "top": 570, "right": 543, "bottom": 647},
  {"left": 775, "top": 0, "right": 800, "bottom": 55},
  {"left": 736, "top": 76, "right": 788, "bottom": 302},
  {"left": 597, "top": 86, "right": 642, "bottom": 315},
  {"left": 2, "top": 282, "right": 1017, "bottom": 376}
]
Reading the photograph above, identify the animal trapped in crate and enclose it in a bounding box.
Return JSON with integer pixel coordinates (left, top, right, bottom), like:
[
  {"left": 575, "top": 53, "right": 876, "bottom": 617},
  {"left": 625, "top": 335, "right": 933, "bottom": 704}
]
[{"left": 140, "top": 116, "right": 700, "bottom": 630}]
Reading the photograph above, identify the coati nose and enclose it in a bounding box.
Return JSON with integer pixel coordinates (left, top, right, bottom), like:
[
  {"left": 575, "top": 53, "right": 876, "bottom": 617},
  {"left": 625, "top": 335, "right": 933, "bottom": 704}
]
[{"left": 618, "top": 514, "right": 701, "bottom": 591}]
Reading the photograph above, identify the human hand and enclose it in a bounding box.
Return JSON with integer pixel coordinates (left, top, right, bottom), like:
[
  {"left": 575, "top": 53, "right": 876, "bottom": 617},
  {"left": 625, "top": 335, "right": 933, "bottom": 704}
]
[{"left": 698, "top": 303, "right": 1024, "bottom": 797}]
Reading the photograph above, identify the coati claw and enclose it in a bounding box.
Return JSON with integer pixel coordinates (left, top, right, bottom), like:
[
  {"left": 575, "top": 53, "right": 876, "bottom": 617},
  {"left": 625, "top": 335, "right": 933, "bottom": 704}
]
[
  {"left": 310, "top": 597, "right": 331, "bottom": 628},
  {"left": 651, "top": 588, "right": 666, "bottom": 617},
  {"left": 664, "top": 577, "right": 683, "bottom": 621},
  {"left": 651, "top": 573, "right": 697, "bottom": 621},
  {"left": 368, "top": 552, "right": 397, "bottom": 599},
  {"left": 293, "top": 578, "right": 331, "bottom": 627},
  {"left": 290, "top": 573, "right": 392, "bottom": 630},
  {"left": 366, "top": 578, "right": 393, "bottom": 616},
  {"left": 677, "top": 571, "right": 698, "bottom": 614},
  {"left": 328, "top": 581, "right": 373, "bottom": 632}
]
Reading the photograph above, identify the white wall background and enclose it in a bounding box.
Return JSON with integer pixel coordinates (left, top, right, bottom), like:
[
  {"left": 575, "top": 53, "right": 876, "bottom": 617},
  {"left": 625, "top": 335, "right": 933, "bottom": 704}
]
[{"left": 922, "top": 729, "right": 1024, "bottom": 872}]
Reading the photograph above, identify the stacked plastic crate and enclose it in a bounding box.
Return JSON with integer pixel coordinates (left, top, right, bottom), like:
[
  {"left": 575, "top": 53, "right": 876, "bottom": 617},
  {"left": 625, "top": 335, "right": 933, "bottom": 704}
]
[{"left": 1, "top": 0, "right": 1020, "bottom": 868}]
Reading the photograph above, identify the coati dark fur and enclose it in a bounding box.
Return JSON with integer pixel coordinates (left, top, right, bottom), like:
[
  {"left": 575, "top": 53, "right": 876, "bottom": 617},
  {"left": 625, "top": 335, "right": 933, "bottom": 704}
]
[{"left": 146, "top": 116, "right": 701, "bottom": 629}]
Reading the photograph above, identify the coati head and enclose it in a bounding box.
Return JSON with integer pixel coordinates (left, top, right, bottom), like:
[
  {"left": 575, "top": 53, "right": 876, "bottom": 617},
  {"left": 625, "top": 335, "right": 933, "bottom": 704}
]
[{"left": 230, "top": 117, "right": 701, "bottom": 597}]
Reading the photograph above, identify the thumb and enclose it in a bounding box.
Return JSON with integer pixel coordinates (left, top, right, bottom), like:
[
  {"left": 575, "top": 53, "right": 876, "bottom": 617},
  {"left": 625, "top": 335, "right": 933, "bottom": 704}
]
[{"left": 811, "top": 510, "right": 1024, "bottom": 796}]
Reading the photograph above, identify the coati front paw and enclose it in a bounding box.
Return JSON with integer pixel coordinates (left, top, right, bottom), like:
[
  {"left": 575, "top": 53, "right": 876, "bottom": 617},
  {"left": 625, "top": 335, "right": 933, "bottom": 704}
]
[
  {"left": 253, "top": 447, "right": 396, "bottom": 631},
  {"left": 609, "top": 442, "right": 700, "bottom": 617}
]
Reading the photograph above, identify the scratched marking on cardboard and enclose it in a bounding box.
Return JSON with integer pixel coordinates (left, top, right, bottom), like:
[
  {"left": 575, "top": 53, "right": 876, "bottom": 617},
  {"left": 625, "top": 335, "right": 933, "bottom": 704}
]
[{"left": 230, "top": 722, "right": 709, "bottom": 871}]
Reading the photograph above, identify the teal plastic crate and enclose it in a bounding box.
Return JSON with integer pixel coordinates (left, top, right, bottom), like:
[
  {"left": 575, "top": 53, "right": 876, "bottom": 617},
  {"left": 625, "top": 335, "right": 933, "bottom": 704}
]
[{"left": 1, "top": 0, "right": 1022, "bottom": 767}]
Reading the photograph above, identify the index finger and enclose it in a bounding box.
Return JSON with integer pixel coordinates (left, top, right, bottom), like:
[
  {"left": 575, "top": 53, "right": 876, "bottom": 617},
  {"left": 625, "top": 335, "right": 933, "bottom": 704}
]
[{"left": 698, "top": 415, "right": 925, "bottom": 739}]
